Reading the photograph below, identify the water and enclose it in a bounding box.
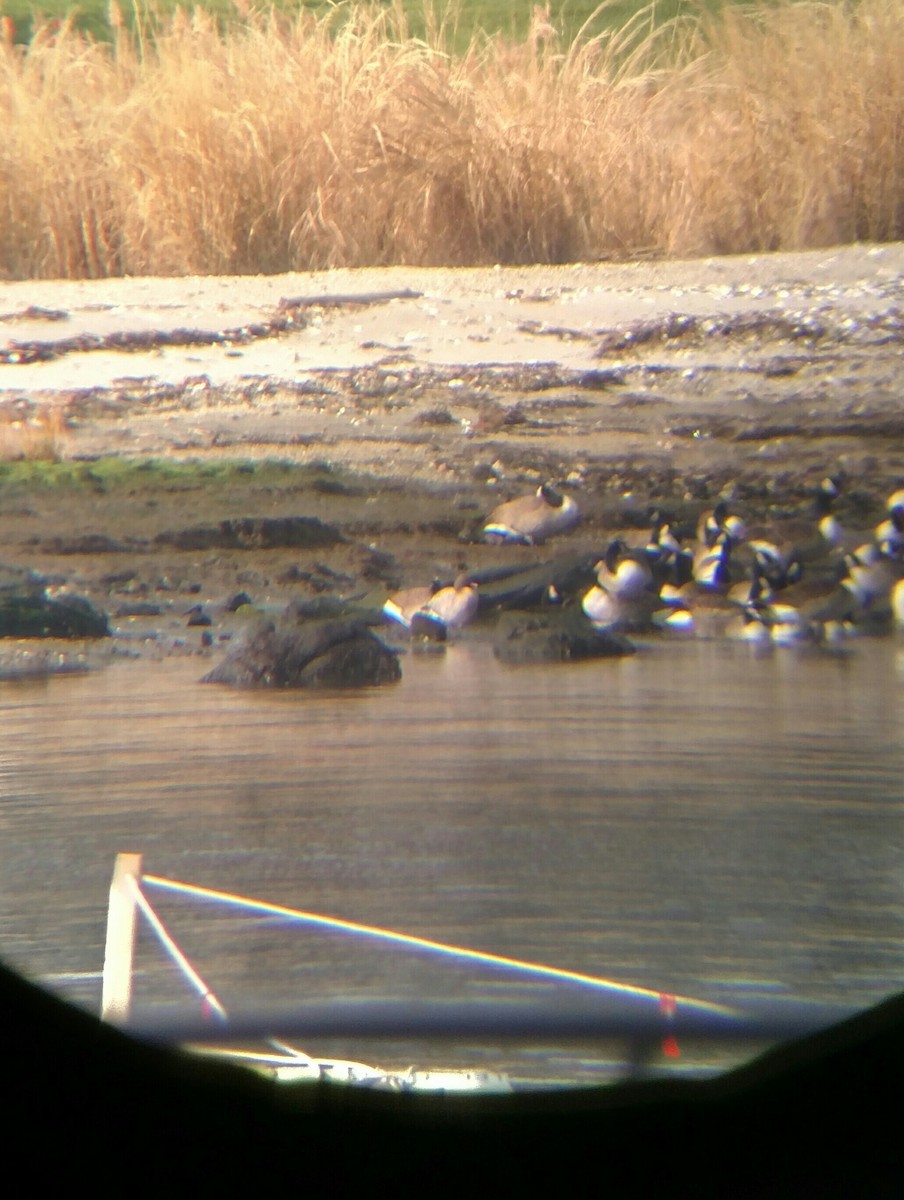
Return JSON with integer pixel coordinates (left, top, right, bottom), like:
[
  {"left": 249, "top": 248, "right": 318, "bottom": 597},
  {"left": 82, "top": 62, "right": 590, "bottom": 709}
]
[{"left": 1, "top": 632, "right": 903, "bottom": 1083}]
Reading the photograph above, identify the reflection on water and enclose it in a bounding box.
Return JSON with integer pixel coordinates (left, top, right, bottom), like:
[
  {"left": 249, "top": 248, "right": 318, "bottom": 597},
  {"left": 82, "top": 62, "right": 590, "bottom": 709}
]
[{"left": 1, "top": 634, "right": 903, "bottom": 1081}]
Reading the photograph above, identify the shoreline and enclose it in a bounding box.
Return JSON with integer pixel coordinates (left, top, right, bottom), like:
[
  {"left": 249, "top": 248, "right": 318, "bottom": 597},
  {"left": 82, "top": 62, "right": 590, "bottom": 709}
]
[{"left": 0, "top": 243, "right": 903, "bottom": 664}]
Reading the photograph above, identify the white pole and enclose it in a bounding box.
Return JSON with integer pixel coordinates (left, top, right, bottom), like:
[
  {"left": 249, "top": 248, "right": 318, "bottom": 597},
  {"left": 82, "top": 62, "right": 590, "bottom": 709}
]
[{"left": 101, "top": 852, "right": 143, "bottom": 1024}]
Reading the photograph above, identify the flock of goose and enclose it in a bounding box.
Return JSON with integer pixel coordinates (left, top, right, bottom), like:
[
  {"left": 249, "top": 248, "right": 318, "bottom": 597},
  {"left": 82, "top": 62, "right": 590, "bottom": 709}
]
[{"left": 380, "top": 477, "right": 904, "bottom": 648}]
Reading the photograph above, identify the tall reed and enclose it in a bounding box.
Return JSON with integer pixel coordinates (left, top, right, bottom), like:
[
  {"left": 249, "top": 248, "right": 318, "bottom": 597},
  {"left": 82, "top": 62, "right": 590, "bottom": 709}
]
[{"left": 0, "top": 1, "right": 902, "bottom": 278}]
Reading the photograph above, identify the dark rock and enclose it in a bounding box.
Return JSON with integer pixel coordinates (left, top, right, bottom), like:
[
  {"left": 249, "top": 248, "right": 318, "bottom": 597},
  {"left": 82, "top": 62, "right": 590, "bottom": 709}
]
[
  {"left": 415, "top": 407, "right": 457, "bottom": 426},
  {"left": 38, "top": 533, "right": 138, "bottom": 555},
  {"left": 283, "top": 595, "right": 386, "bottom": 623},
  {"left": 311, "top": 477, "right": 365, "bottom": 496},
  {"left": 493, "top": 608, "right": 635, "bottom": 664},
  {"left": 358, "top": 546, "right": 399, "bottom": 586},
  {"left": 0, "top": 591, "right": 110, "bottom": 639},
  {"left": 224, "top": 592, "right": 254, "bottom": 612},
  {"left": 201, "top": 612, "right": 400, "bottom": 688},
  {"left": 277, "top": 563, "right": 353, "bottom": 591},
  {"left": 185, "top": 605, "right": 213, "bottom": 627},
  {"left": 114, "top": 602, "right": 162, "bottom": 618},
  {"left": 155, "top": 516, "right": 343, "bottom": 551}
]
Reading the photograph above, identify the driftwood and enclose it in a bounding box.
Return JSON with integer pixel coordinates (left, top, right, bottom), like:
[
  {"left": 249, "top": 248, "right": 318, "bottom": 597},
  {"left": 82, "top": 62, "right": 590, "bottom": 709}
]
[{"left": 277, "top": 289, "right": 422, "bottom": 309}]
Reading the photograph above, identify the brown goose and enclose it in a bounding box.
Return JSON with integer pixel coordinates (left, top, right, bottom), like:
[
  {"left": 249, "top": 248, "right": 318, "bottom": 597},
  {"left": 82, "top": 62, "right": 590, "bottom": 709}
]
[
  {"left": 483, "top": 483, "right": 579, "bottom": 546},
  {"left": 409, "top": 575, "right": 479, "bottom": 640},
  {"left": 382, "top": 580, "right": 443, "bottom": 631}
]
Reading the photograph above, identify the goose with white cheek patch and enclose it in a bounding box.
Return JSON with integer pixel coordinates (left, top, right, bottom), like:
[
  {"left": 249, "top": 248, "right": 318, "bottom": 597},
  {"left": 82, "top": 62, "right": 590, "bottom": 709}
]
[
  {"left": 483, "top": 483, "right": 579, "bottom": 546},
  {"left": 592, "top": 537, "right": 656, "bottom": 601},
  {"left": 696, "top": 500, "right": 748, "bottom": 549},
  {"left": 409, "top": 575, "right": 479, "bottom": 641},
  {"left": 582, "top": 541, "right": 665, "bottom": 631}
]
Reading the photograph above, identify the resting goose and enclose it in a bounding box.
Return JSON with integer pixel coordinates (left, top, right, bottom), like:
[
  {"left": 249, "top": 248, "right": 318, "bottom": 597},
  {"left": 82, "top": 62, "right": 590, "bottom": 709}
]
[
  {"left": 382, "top": 580, "right": 443, "bottom": 631},
  {"left": 581, "top": 577, "right": 666, "bottom": 633},
  {"left": 592, "top": 538, "right": 657, "bottom": 601},
  {"left": 759, "top": 599, "right": 817, "bottom": 646},
  {"left": 745, "top": 475, "right": 845, "bottom": 565},
  {"left": 483, "top": 483, "right": 579, "bottom": 546},
  {"left": 409, "top": 575, "right": 479, "bottom": 640},
  {"left": 843, "top": 542, "right": 903, "bottom": 610}
]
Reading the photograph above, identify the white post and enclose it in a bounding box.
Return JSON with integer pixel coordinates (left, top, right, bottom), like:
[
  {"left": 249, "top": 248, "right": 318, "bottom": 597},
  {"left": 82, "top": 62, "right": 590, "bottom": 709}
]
[{"left": 101, "top": 852, "right": 143, "bottom": 1024}]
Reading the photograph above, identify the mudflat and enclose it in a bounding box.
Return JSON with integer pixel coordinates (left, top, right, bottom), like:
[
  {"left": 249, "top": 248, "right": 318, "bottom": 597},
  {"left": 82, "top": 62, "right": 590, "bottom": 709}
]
[{"left": 0, "top": 243, "right": 902, "bottom": 658}]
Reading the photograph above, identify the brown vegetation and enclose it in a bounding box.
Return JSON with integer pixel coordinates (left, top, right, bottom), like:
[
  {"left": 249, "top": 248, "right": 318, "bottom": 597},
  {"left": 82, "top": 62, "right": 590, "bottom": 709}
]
[
  {"left": 0, "top": 402, "right": 68, "bottom": 460},
  {"left": 0, "top": 1, "right": 902, "bottom": 279}
]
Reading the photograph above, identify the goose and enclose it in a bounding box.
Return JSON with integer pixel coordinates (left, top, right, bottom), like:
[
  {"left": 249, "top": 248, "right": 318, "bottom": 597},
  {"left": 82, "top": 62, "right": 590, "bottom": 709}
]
[
  {"left": 760, "top": 599, "right": 817, "bottom": 646},
  {"left": 714, "top": 569, "right": 775, "bottom": 642},
  {"left": 409, "top": 574, "right": 479, "bottom": 640},
  {"left": 892, "top": 577, "right": 904, "bottom": 628},
  {"left": 592, "top": 538, "right": 656, "bottom": 601},
  {"left": 482, "top": 483, "right": 579, "bottom": 546},
  {"left": 886, "top": 487, "right": 904, "bottom": 515},
  {"left": 382, "top": 579, "right": 442, "bottom": 631},
  {"left": 727, "top": 575, "right": 817, "bottom": 646},
  {"left": 745, "top": 475, "right": 845, "bottom": 565},
  {"left": 795, "top": 542, "right": 902, "bottom": 634},
  {"left": 696, "top": 500, "right": 748, "bottom": 548},
  {"left": 580, "top": 581, "right": 621, "bottom": 629},
  {"left": 692, "top": 532, "right": 736, "bottom": 593},
  {"left": 651, "top": 601, "right": 696, "bottom": 635},
  {"left": 726, "top": 561, "right": 773, "bottom": 609},
  {"left": 842, "top": 542, "right": 903, "bottom": 610},
  {"left": 800, "top": 572, "right": 866, "bottom": 628},
  {"left": 723, "top": 603, "right": 772, "bottom": 645},
  {"left": 873, "top": 505, "right": 904, "bottom": 556},
  {"left": 580, "top": 576, "right": 666, "bottom": 633},
  {"left": 645, "top": 516, "right": 694, "bottom": 591},
  {"left": 748, "top": 543, "right": 804, "bottom": 592}
]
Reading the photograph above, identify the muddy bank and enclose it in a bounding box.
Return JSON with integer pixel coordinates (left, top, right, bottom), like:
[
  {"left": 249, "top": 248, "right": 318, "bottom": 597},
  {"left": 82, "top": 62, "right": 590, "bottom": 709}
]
[{"left": 0, "top": 245, "right": 902, "bottom": 664}]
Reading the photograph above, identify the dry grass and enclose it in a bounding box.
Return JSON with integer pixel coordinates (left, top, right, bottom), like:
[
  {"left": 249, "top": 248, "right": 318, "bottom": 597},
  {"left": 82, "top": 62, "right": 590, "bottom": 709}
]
[
  {"left": 0, "top": 404, "right": 70, "bottom": 460},
  {"left": 0, "top": 1, "right": 902, "bottom": 278}
]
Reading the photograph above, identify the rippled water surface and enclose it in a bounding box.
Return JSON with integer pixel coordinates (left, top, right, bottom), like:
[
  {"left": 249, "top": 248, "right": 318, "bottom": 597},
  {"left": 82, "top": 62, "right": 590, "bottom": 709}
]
[{"left": 2, "top": 633, "right": 903, "bottom": 1081}]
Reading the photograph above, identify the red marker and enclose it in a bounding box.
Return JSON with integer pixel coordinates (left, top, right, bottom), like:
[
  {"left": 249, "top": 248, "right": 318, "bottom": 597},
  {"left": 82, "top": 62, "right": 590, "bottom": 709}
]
[{"left": 660, "top": 993, "right": 681, "bottom": 1058}]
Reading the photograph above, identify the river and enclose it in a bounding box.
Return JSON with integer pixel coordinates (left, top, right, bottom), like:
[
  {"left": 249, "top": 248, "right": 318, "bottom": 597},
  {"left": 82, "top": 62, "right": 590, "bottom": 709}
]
[{"left": 1, "top": 631, "right": 902, "bottom": 1084}]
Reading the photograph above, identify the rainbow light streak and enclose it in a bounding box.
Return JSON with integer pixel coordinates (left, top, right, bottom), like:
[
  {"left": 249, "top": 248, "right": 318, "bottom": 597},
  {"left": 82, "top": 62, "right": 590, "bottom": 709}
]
[{"left": 142, "top": 873, "right": 735, "bottom": 1016}]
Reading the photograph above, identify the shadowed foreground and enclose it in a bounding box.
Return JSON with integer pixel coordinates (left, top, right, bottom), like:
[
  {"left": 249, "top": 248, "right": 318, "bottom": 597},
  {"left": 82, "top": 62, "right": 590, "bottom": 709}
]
[{"left": 2, "top": 958, "right": 901, "bottom": 1194}]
